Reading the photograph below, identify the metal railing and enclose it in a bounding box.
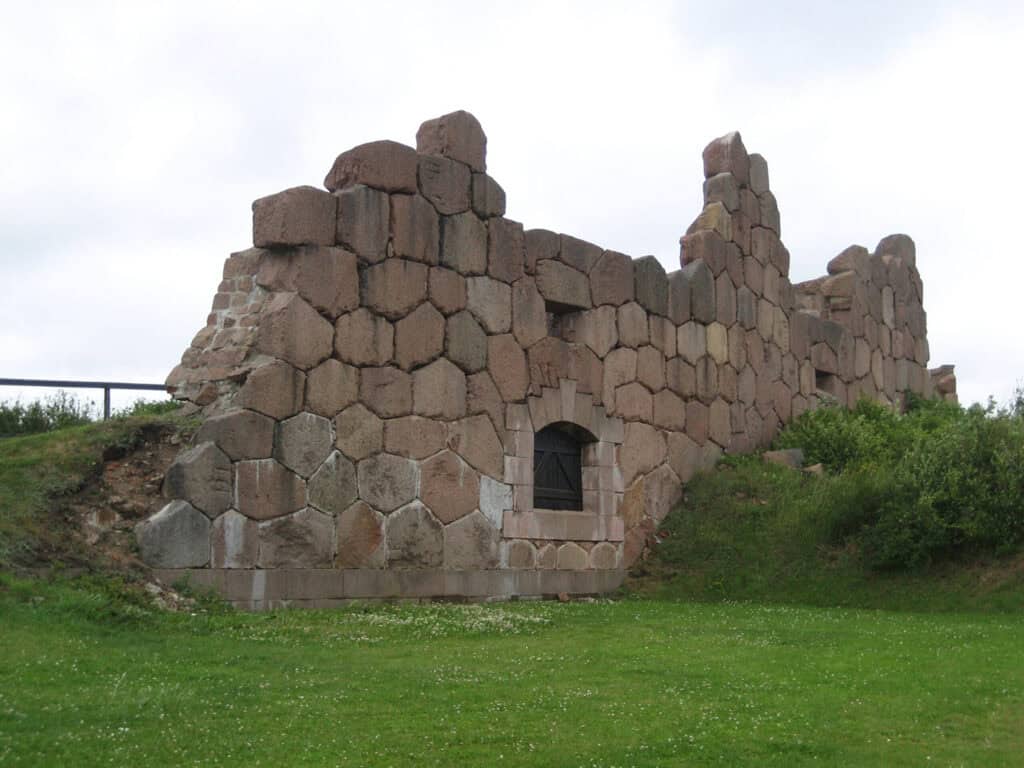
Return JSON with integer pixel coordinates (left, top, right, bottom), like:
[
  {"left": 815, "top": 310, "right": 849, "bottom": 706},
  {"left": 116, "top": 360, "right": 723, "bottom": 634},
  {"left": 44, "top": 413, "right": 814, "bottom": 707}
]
[{"left": 0, "top": 378, "right": 167, "bottom": 419}]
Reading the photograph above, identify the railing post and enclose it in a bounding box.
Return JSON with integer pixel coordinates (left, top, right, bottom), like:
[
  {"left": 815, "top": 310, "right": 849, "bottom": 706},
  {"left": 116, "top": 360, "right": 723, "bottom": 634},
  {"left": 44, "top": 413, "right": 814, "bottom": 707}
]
[{"left": 103, "top": 387, "right": 111, "bottom": 420}]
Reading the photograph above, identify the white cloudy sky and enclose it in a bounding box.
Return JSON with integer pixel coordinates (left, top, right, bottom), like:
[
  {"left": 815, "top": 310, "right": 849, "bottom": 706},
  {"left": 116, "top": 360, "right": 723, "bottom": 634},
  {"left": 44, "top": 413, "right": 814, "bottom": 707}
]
[{"left": 1, "top": 0, "right": 1022, "bottom": 411}]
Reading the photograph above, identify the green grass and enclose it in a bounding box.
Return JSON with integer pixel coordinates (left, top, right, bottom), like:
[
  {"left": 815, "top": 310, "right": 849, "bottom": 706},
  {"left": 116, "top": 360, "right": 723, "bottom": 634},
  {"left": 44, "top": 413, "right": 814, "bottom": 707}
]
[{"left": 1, "top": 575, "right": 1022, "bottom": 767}]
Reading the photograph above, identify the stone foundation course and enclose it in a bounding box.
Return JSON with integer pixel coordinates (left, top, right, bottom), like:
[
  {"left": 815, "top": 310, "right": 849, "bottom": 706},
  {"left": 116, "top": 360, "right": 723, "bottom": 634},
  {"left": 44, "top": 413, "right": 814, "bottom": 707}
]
[{"left": 143, "top": 109, "right": 956, "bottom": 607}]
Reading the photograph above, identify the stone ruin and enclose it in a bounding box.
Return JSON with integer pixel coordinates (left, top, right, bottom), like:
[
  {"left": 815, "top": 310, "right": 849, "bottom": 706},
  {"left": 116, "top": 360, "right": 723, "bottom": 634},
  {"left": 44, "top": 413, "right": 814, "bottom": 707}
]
[{"left": 137, "top": 110, "right": 957, "bottom": 608}]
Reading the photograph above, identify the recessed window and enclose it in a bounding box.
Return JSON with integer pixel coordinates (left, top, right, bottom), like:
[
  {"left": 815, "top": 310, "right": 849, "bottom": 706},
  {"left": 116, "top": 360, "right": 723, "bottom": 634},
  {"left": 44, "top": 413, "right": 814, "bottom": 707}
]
[
  {"left": 533, "top": 423, "right": 583, "bottom": 511},
  {"left": 815, "top": 369, "right": 839, "bottom": 398}
]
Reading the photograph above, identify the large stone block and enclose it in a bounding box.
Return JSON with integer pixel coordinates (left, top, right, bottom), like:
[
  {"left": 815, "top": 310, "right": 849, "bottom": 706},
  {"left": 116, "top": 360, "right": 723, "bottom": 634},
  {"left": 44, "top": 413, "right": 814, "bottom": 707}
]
[
  {"left": 715, "top": 272, "right": 736, "bottom": 325},
  {"left": 617, "top": 302, "right": 649, "bottom": 348},
  {"left": 237, "top": 361, "right": 305, "bottom": 421},
  {"left": 445, "top": 511, "right": 500, "bottom": 569},
  {"left": 421, "top": 450, "right": 479, "bottom": 524},
  {"left": 448, "top": 414, "right": 505, "bottom": 479},
  {"left": 445, "top": 310, "right": 488, "bottom": 373},
  {"left": 384, "top": 416, "right": 448, "bottom": 460},
  {"left": 667, "top": 270, "right": 690, "bottom": 325},
  {"left": 418, "top": 154, "right": 471, "bottom": 215},
  {"left": 488, "top": 334, "right": 529, "bottom": 402},
  {"left": 390, "top": 193, "right": 440, "bottom": 265},
  {"left": 324, "top": 140, "right": 419, "bottom": 193},
  {"left": 334, "top": 403, "right": 383, "bottom": 461},
  {"left": 706, "top": 322, "right": 729, "bottom": 365},
  {"left": 507, "top": 539, "right": 537, "bottom": 569},
  {"left": 467, "top": 372, "right": 506, "bottom": 440},
  {"left": 708, "top": 398, "right": 731, "bottom": 447},
  {"left": 637, "top": 345, "right": 666, "bottom": 391},
  {"left": 666, "top": 358, "right": 696, "bottom": 398},
  {"left": 602, "top": 347, "right": 638, "bottom": 409},
  {"left": 395, "top": 302, "right": 446, "bottom": 370},
  {"left": 559, "top": 234, "right": 603, "bottom": 273},
  {"left": 686, "top": 400, "right": 708, "bottom": 445},
  {"left": 527, "top": 336, "right": 569, "bottom": 392},
  {"left": 487, "top": 218, "right": 525, "bottom": 283},
  {"left": 360, "top": 366, "right": 413, "bottom": 418},
  {"left": 759, "top": 190, "right": 781, "bottom": 234},
  {"left": 255, "top": 246, "right": 359, "bottom": 320},
  {"left": 274, "top": 412, "right": 334, "bottom": 478},
  {"left": 252, "top": 186, "right": 336, "bottom": 248},
  {"left": 511, "top": 278, "right": 547, "bottom": 348},
  {"left": 335, "top": 308, "right": 394, "bottom": 366},
  {"left": 619, "top": 422, "right": 667, "bottom": 488},
  {"left": 536, "top": 260, "right": 592, "bottom": 310},
  {"left": 677, "top": 321, "right": 707, "bottom": 365},
  {"left": 236, "top": 459, "right": 306, "bottom": 521},
  {"left": 416, "top": 110, "right": 487, "bottom": 172},
  {"left": 255, "top": 292, "right": 333, "bottom": 370},
  {"left": 386, "top": 502, "right": 444, "bottom": 568},
  {"left": 652, "top": 389, "right": 686, "bottom": 431},
  {"left": 874, "top": 233, "right": 916, "bottom": 269},
  {"left": 472, "top": 173, "right": 506, "bottom": 218},
  {"left": 524, "top": 228, "right": 559, "bottom": 274},
  {"left": 136, "top": 501, "right": 211, "bottom": 568},
  {"left": 748, "top": 153, "right": 770, "bottom": 193},
  {"left": 703, "top": 172, "right": 740, "bottom": 211},
  {"left": 362, "top": 259, "right": 429, "bottom": 320},
  {"left": 667, "top": 432, "right": 700, "bottom": 483},
  {"left": 561, "top": 306, "right": 618, "bottom": 358},
  {"left": 258, "top": 507, "right": 334, "bottom": 569},
  {"left": 634, "top": 256, "right": 668, "bottom": 316},
  {"left": 686, "top": 202, "right": 732, "bottom": 243},
  {"left": 307, "top": 450, "right": 358, "bottom": 515},
  {"left": 695, "top": 356, "right": 719, "bottom": 403},
  {"left": 557, "top": 542, "right": 589, "bottom": 570},
  {"left": 682, "top": 259, "right": 715, "bottom": 323},
  {"left": 305, "top": 359, "right": 359, "bottom": 418},
  {"left": 440, "top": 211, "right": 487, "bottom": 275},
  {"left": 479, "top": 475, "right": 513, "bottom": 530},
  {"left": 680, "top": 230, "right": 727, "bottom": 276},
  {"left": 336, "top": 501, "right": 385, "bottom": 569},
  {"left": 211, "top": 509, "right": 257, "bottom": 569},
  {"left": 357, "top": 453, "right": 419, "bottom": 513},
  {"left": 590, "top": 250, "right": 634, "bottom": 307},
  {"left": 703, "top": 132, "right": 750, "bottom": 185},
  {"left": 428, "top": 267, "right": 468, "bottom": 315},
  {"left": 163, "top": 442, "right": 232, "bottom": 518},
  {"left": 466, "top": 276, "right": 512, "bottom": 334},
  {"left": 195, "top": 409, "right": 274, "bottom": 461},
  {"left": 335, "top": 184, "right": 389, "bottom": 262},
  {"left": 413, "top": 358, "right": 467, "bottom": 420}
]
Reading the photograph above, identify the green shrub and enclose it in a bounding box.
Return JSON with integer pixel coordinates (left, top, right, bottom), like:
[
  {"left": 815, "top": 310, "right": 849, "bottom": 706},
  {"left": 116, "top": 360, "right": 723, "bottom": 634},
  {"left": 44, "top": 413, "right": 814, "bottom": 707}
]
[
  {"left": 0, "top": 391, "right": 96, "bottom": 436},
  {"left": 115, "top": 397, "right": 180, "bottom": 417}
]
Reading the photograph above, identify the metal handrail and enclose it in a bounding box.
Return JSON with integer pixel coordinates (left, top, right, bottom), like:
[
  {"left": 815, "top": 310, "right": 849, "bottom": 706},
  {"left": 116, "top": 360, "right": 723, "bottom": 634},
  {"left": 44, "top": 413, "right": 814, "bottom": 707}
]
[{"left": 0, "top": 377, "right": 167, "bottom": 419}]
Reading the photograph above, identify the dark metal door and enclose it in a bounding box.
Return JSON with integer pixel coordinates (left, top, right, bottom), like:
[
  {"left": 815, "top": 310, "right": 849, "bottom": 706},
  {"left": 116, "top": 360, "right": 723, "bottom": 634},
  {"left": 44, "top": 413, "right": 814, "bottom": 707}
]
[{"left": 533, "top": 425, "right": 582, "bottom": 510}]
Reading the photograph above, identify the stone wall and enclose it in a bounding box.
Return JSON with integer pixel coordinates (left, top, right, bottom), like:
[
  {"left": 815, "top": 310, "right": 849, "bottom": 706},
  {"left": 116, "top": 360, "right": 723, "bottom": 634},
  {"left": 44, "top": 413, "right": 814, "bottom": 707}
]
[{"left": 141, "top": 110, "right": 955, "bottom": 607}]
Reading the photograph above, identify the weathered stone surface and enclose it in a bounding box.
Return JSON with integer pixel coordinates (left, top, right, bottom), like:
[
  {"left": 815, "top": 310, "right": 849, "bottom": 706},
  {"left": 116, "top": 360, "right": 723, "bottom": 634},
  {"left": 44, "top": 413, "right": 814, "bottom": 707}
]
[
  {"left": 707, "top": 322, "right": 729, "bottom": 365},
  {"left": 425, "top": 268, "right": 467, "bottom": 318},
  {"left": 467, "top": 371, "right": 506, "bottom": 439},
  {"left": 680, "top": 230, "right": 728, "bottom": 277},
  {"left": 479, "top": 475, "right": 513, "bottom": 530},
  {"left": 237, "top": 361, "right": 305, "bottom": 421},
  {"left": 445, "top": 511, "right": 500, "bottom": 569},
  {"left": 633, "top": 256, "right": 669, "bottom": 316},
  {"left": 412, "top": 358, "right": 467, "bottom": 419},
  {"left": 383, "top": 416, "right": 447, "bottom": 460},
  {"left": 602, "top": 347, "right": 638, "bottom": 408},
  {"left": 708, "top": 398, "right": 731, "bottom": 447},
  {"left": 590, "top": 250, "right": 634, "bottom": 306},
  {"left": 677, "top": 321, "right": 707, "bottom": 364},
  {"left": 649, "top": 315, "right": 676, "bottom": 359},
  {"left": 536, "top": 259, "right": 591, "bottom": 310},
  {"left": 537, "top": 543, "right": 557, "bottom": 569},
  {"left": 719, "top": 363, "right": 738, "bottom": 402},
  {"left": 305, "top": 359, "right": 359, "bottom": 418},
  {"left": 418, "top": 154, "right": 471, "bottom": 215},
  {"left": 507, "top": 539, "right": 536, "bottom": 568},
  {"left": 472, "top": 173, "right": 506, "bottom": 218},
  {"left": 488, "top": 218, "right": 525, "bottom": 283},
  {"left": 236, "top": 459, "right": 306, "bottom": 521},
  {"left": 667, "top": 431, "right": 700, "bottom": 483},
  {"left": 336, "top": 501, "right": 385, "bottom": 568},
  {"left": 195, "top": 409, "right": 274, "bottom": 461},
  {"left": 357, "top": 453, "right": 418, "bottom": 513},
  {"left": 619, "top": 422, "right": 667, "bottom": 487},
  {"left": 617, "top": 302, "right": 649, "bottom": 348},
  {"left": 527, "top": 337, "right": 570, "bottom": 393},
  {"left": 487, "top": 334, "right": 529, "bottom": 402},
  {"left": 335, "top": 184, "right": 389, "bottom": 262},
  {"left": 360, "top": 366, "right": 413, "bottom": 418},
  {"left": 443, "top": 310, "right": 488, "bottom": 373},
  {"left": 636, "top": 345, "right": 666, "bottom": 391},
  {"left": 363, "top": 259, "right": 429, "bottom": 320},
  {"left": 324, "top": 140, "right": 418, "bottom": 193},
  {"left": 416, "top": 110, "right": 487, "bottom": 172},
  {"left": 748, "top": 153, "right": 770, "bottom": 193},
  {"left": 695, "top": 356, "right": 719, "bottom": 403},
  {"left": 589, "top": 541, "right": 618, "bottom": 570},
  {"left": 137, "top": 501, "right": 211, "bottom": 568},
  {"left": 875, "top": 233, "right": 916, "bottom": 268},
  {"left": 386, "top": 502, "right": 443, "bottom": 568},
  {"left": 686, "top": 202, "right": 732, "bottom": 243},
  {"left": 256, "top": 293, "right": 333, "bottom": 370},
  {"left": 390, "top": 193, "right": 440, "bottom": 265},
  {"left": 448, "top": 414, "right": 504, "bottom": 479},
  {"left": 466, "top": 276, "right": 512, "bottom": 334},
  {"left": 557, "top": 542, "right": 588, "bottom": 570},
  {"left": 571, "top": 345, "right": 603, "bottom": 400},
  {"left": 643, "top": 464, "right": 682, "bottom": 525},
  {"left": 703, "top": 132, "right": 750, "bottom": 185},
  {"left": 307, "top": 450, "right": 358, "bottom": 515},
  {"left": 703, "top": 172, "right": 740, "bottom": 211},
  {"left": 211, "top": 509, "right": 257, "bottom": 569},
  {"left": 164, "top": 442, "right": 232, "bottom": 518},
  {"left": 760, "top": 190, "right": 780, "bottom": 234},
  {"left": 334, "top": 308, "right": 394, "bottom": 366},
  {"left": 420, "top": 450, "right": 479, "bottom": 524},
  {"left": 395, "top": 302, "right": 445, "bottom": 370},
  {"left": 686, "top": 400, "right": 708, "bottom": 444},
  {"left": 613, "top": 382, "right": 653, "bottom": 422},
  {"left": 666, "top": 270, "right": 690, "bottom": 325},
  {"left": 252, "top": 186, "right": 336, "bottom": 248},
  {"left": 274, "top": 412, "right": 334, "bottom": 478},
  {"left": 334, "top": 403, "right": 383, "bottom": 461},
  {"left": 258, "top": 507, "right": 334, "bottom": 569},
  {"left": 652, "top": 389, "right": 686, "bottom": 431},
  {"left": 511, "top": 278, "right": 547, "bottom": 348},
  {"left": 255, "top": 246, "right": 359, "bottom": 319},
  {"left": 561, "top": 306, "right": 618, "bottom": 358},
  {"left": 440, "top": 211, "right": 487, "bottom": 275},
  {"left": 715, "top": 272, "right": 736, "bottom": 325},
  {"left": 682, "top": 259, "right": 715, "bottom": 323},
  {"left": 666, "top": 358, "right": 696, "bottom": 398},
  {"left": 555, "top": 234, "right": 601, "bottom": 273}
]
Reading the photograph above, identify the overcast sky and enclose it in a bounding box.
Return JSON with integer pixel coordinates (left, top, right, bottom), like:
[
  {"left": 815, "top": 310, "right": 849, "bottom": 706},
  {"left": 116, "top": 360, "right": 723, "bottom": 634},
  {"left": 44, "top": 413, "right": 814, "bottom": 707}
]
[{"left": 2, "top": 1, "right": 1022, "bottom": 411}]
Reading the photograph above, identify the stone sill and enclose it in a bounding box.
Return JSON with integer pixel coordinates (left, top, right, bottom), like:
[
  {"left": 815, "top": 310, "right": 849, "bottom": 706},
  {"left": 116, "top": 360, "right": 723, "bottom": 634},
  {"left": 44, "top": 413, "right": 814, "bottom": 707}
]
[{"left": 502, "top": 509, "right": 625, "bottom": 541}]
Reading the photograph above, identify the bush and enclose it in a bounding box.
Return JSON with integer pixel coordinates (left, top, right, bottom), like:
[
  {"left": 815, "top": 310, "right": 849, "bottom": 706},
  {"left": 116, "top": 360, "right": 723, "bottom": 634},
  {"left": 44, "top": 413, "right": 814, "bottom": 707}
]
[
  {"left": 115, "top": 398, "right": 180, "bottom": 418},
  {"left": 0, "top": 391, "right": 96, "bottom": 436}
]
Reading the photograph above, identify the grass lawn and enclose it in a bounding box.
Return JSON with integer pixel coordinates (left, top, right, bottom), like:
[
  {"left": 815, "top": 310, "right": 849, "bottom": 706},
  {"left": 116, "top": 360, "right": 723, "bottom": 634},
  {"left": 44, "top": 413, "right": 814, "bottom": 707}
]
[{"left": 1, "top": 577, "right": 1022, "bottom": 767}]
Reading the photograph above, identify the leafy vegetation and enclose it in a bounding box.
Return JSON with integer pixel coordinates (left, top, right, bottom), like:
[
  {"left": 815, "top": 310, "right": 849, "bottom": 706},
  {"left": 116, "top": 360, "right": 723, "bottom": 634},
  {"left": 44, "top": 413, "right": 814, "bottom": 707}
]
[{"left": 0, "top": 391, "right": 97, "bottom": 436}]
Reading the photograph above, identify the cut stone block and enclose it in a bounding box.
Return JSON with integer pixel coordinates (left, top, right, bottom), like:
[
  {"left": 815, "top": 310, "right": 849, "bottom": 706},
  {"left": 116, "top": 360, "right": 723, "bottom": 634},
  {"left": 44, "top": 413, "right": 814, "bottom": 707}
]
[
  {"left": 686, "top": 400, "right": 709, "bottom": 444},
  {"left": 680, "top": 230, "right": 727, "bottom": 276},
  {"left": 507, "top": 539, "right": 537, "bottom": 568},
  {"left": 525, "top": 228, "right": 559, "bottom": 274},
  {"left": 644, "top": 464, "right": 683, "bottom": 525},
  {"left": 418, "top": 154, "right": 471, "bottom": 215},
  {"left": 666, "top": 358, "right": 696, "bottom": 398},
  {"left": 590, "top": 250, "right": 634, "bottom": 307},
  {"left": 252, "top": 186, "right": 336, "bottom": 248},
  {"left": 305, "top": 359, "right": 359, "bottom": 418},
  {"left": 395, "top": 301, "right": 445, "bottom": 370},
  {"left": 255, "top": 292, "right": 333, "bottom": 370},
  {"left": 428, "top": 267, "right": 468, "bottom": 315},
  {"left": 875, "top": 233, "right": 916, "bottom": 269},
  {"left": 357, "top": 453, "right": 419, "bottom": 513},
  {"left": 715, "top": 272, "right": 736, "bottom": 325},
  {"left": 667, "top": 270, "right": 690, "bottom": 325},
  {"left": 237, "top": 361, "right": 305, "bottom": 421},
  {"left": 360, "top": 366, "right": 413, "bottom": 418},
  {"left": 479, "top": 476, "right": 513, "bottom": 530},
  {"left": 511, "top": 278, "right": 548, "bottom": 348},
  {"left": 636, "top": 345, "right": 666, "bottom": 391},
  {"left": 667, "top": 431, "right": 700, "bottom": 483},
  {"left": 677, "top": 321, "right": 707, "bottom": 365},
  {"left": 561, "top": 306, "right": 618, "bottom": 358},
  {"left": 334, "top": 308, "right": 394, "bottom": 366},
  {"left": 633, "top": 255, "right": 669, "bottom": 316},
  {"left": 258, "top": 507, "right": 334, "bottom": 569},
  {"left": 466, "top": 276, "right": 512, "bottom": 334},
  {"left": 472, "top": 173, "right": 506, "bottom": 218},
  {"left": 195, "top": 409, "right": 274, "bottom": 461},
  {"left": 487, "top": 334, "right": 529, "bottom": 402},
  {"left": 236, "top": 458, "right": 306, "bottom": 521},
  {"left": 749, "top": 153, "right": 770, "bottom": 193},
  {"left": 307, "top": 450, "right": 358, "bottom": 515},
  {"left": 695, "top": 356, "right": 719, "bottom": 403},
  {"left": 163, "top": 442, "right": 232, "bottom": 518},
  {"left": 336, "top": 501, "right": 385, "bottom": 569},
  {"left": 652, "top": 389, "right": 686, "bottom": 431},
  {"left": 384, "top": 416, "right": 448, "bottom": 460},
  {"left": 619, "top": 422, "right": 667, "bottom": 487},
  {"left": 136, "top": 501, "right": 211, "bottom": 568},
  {"left": 467, "top": 372, "right": 506, "bottom": 440},
  {"left": 559, "top": 234, "right": 603, "bottom": 273},
  {"left": 707, "top": 322, "right": 729, "bottom": 365},
  {"left": 211, "top": 509, "right": 257, "bottom": 569},
  {"left": 445, "top": 511, "right": 500, "bottom": 569},
  {"left": 682, "top": 259, "right": 715, "bottom": 323},
  {"left": 709, "top": 398, "right": 731, "bottom": 447},
  {"left": 421, "top": 450, "right": 480, "bottom": 524},
  {"left": 363, "top": 259, "right": 429, "bottom": 320},
  {"left": 703, "top": 172, "right": 740, "bottom": 211},
  {"left": 440, "top": 212, "right": 487, "bottom": 275},
  {"left": 335, "top": 184, "right": 389, "bottom": 262},
  {"left": 335, "top": 403, "right": 383, "bottom": 461},
  {"left": 324, "top": 140, "right": 419, "bottom": 193},
  {"left": 255, "top": 246, "right": 359, "bottom": 320},
  {"left": 413, "top": 358, "right": 467, "bottom": 420},
  {"left": 557, "top": 542, "right": 588, "bottom": 570},
  {"left": 703, "top": 132, "right": 750, "bottom": 185},
  {"left": 487, "top": 218, "right": 525, "bottom": 283},
  {"left": 617, "top": 302, "right": 649, "bottom": 348},
  {"left": 274, "top": 412, "right": 334, "bottom": 478},
  {"left": 416, "top": 110, "right": 487, "bottom": 172},
  {"left": 448, "top": 414, "right": 505, "bottom": 479},
  {"left": 390, "top": 193, "right": 440, "bottom": 265},
  {"left": 536, "top": 259, "right": 592, "bottom": 310},
  {"left": 386, "top": 501, "right": 444, "bottom": 568},
  {"left": 602, "top": 347, "right": 638, "bottom": 409}
]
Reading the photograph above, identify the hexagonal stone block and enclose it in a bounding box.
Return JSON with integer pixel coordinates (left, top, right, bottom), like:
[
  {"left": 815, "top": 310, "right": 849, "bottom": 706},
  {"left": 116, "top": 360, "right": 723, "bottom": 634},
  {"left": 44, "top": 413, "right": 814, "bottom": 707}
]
[
  {"left": 235, "top": 458, "right": 306, "bottom": 522},
  {"left": 163, "top": 442, "right": 232, "bottom": 518},
  {"left": 335, "top": 308, "right": 394, "bottom": 366},
  {"left": 418, "top": 154, "right": 471, "bottom": 215},
  {"left": 211, "top": 509, "right": 258, "bottom": 569},
  {"left": 613, "top": 382, "right": 653, "bottom": 422},
  {"left": 536, "top": 259, "right": 591, "bottom": 310},
  {"left": 357, "top": 453, "right": 419, "bottom": 513},
  {"left": 391, "top": 193, "right": 440, "bottom": 265},
  {"left": 363, "top": 259, "right": 429, "bottom": 320},
  {"left": 707, "top": 322, "right": 729, "bottom": 365},
  {"left": 466, "top": 276, "right": 512, "bottom": 334},
  {"left": 702, "top": 131, "right": 750, "bottom": 185},
  {"left": 448, "top": 414, "right": 504, "bottom": 479},
  {"left": 335, "top": 184, "right": 389, "bottom": 262},
  {"left": 634, "top": 255, "right": 668, "bottom": 316},
  {"left": 445, "top": 511, "right": 499, "bottom": 569},
  {"left": 385, "top": 501, "right": 443, "bottom": 568},
  {"left": 557, "top": 542, "right": 588, "bottom": 570},
  {"left": 652, "top": 389, "right": 686, "bottom": 431},
  {"left": 440, "top": 211, "right": 487, "bottom": 275},
  {"left": 395, "top": 302, "right": 445, "bottom": 370},
  {"left": 336, "top": 501, "right": 385, "bottom": 568},
  {"left": 445, "top": 310, "right": 488, "bottom": 373},
  {"left": 644, "top": 464, "right": 683, "bottom": 525},
  {"left": 307, "top": 450, "right": 357, "bottom": 515},
  {"left": 416, "top": 110, "right": 487, "bottom": 172},
  {"left": 324, "top": 139, "right": 418, "bottom": 193},
  {"left": 562, "top": 306, "right": 618, "bottom": 358},
  {"left": 666, "top": 358, "right": 696, "bottom": 398},
  {"left": 273, "top": 412, "right": 334, "bottom": 478},
  {"left": 335, "top": 403, "right": 383, "bottom": 461},
  {"left": 407, "top": 357, "right": 467, "bottom": 420},
  {"left": 421, "top": 450, "right": 479, "bottom": 524},
  {"left": 472, "top": 173, "right": 506, "bottom": 218},
  {"left": 467, "top": 372, "right": 506, "bottom": 440},
  {"left": 487, "top": 334, "right": 529, "bottom": 402},
  {"left": 136, "top": 501, "right": 211, "bottom": 568},
  {"left": 255, "top": 246, "right": 359, "bottom": 319},
  {"left": 428, "top": 266, "right": 468, "bottom": 315},
  {"left": 677, "top": 321, "right": 707, "bottom": 364},
  {"left": 255, "top": 293, "right": 334, "bottom": 370},
  {"left": 195, "top": 409, "right": 274, "bottom": 461},
  {"left": 686, "top": 400, "right": 709, "bottom": 445},
  {"left": 258, "top": 507, "right": 334, "bottom": 568},
  {"left": 619, "top": 422, "right": 667, "bottom": 488},
  {"left": 252, "top": 185, "right": 336, "bottom": 248},
  {"left": 637, "top": 345, "right": 666, "bottom": 391},
  {"left": 708, "top": 398, "right": 731, "bottom": 447},
  {"left": 617, "top": 302, "right": 648, "bottom": 348},
  {"left": 360, "top": 366, "right": 413, "bottom": 418},
  {"left": 682, "top": 259, "right": 715, "bottom": 324},
  {"left": 487, "top": 217, "right": 525, "bottom": 283},
  {"left": 590, "top": 250, "right": 634, "bottom": 307},
  {"left": 237, "top": 361, "right": 305, "bottom": 421},
  {"left": 305, "top": 359, "right": 359, "bottom": 418},
  {"left": 667, "top": 270, "right": 691, "bottom": 325}
]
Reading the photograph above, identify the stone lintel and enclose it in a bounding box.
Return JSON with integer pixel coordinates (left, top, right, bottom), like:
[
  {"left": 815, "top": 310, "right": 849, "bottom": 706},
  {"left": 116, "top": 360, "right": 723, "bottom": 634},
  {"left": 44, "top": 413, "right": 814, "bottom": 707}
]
[{"left": 500, "top": 509, "right": 625, "bottom": 541}]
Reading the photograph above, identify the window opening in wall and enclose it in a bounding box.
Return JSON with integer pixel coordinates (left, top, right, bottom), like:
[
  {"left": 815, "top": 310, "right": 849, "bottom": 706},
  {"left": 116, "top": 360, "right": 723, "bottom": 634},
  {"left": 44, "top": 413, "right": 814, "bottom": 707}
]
[
  {"left": 815, "top": 369, "right": 839, "bottom": 398},
  {"left": 544, "top": 300, "right": 580, "bottom": 339},
  {"left": 533, "top": 423, "right": 583, "bottom": 511}
]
